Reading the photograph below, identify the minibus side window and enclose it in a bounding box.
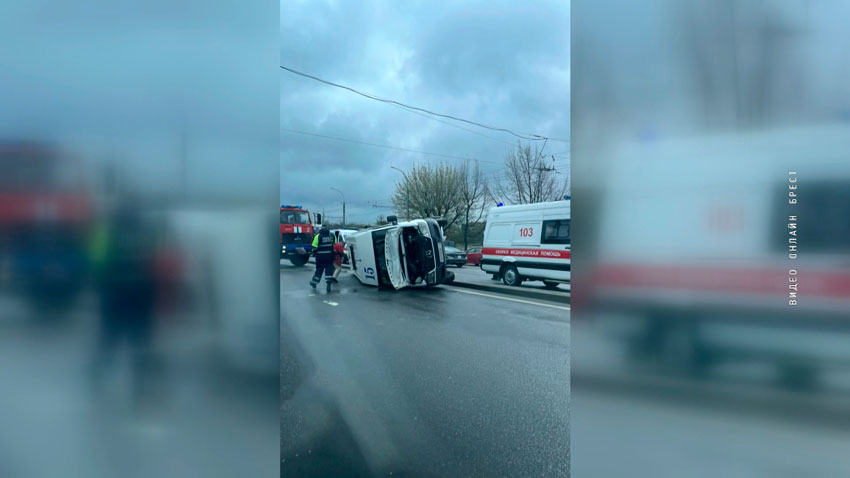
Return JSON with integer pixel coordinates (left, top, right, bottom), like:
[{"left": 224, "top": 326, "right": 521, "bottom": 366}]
[{"left": 541, "top": 219, "right": 570, "bottom": 245}]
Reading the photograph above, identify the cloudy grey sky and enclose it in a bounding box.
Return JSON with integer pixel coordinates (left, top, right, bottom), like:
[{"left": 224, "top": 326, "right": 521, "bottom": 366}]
[
  {"left": 281, "top": 0, "right": 570, "bottom": 225},
  {"left": 1, "top": 1, "right": 278, "bottom": 202}
]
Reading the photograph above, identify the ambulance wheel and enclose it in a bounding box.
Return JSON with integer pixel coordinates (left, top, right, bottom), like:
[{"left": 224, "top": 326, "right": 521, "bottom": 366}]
[
  {"left": 289, "top": 255, "right": 308, "bottom": 267},
  {"left": 543, "top": 281, "right": 560, "bottom": 289},
  {"left": 501, "top": 265, "right": 522, "bottom": 287}
]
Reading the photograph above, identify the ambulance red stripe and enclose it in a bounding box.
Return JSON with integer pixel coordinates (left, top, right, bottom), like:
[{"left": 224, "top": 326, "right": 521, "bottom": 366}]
[
  {"left": 592, "top": 264, "right": 850, "bottom": 299},
  {"left": 481, "top": 247, "right": 570, "bottom": 259}
]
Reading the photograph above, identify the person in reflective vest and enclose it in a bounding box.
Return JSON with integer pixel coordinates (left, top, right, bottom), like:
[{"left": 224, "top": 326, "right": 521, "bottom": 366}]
[{"left": 309, "top": 227, "right": 336, "bottom": 289}]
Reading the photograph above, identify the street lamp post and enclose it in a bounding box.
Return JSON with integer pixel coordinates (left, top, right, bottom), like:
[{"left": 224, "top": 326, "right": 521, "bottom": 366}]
[
  {"left": 390, "top": 166, "right": 410, "bottom": 221},
  {"left": 330, "top": 187, "right": 345, "bottom": 227}
]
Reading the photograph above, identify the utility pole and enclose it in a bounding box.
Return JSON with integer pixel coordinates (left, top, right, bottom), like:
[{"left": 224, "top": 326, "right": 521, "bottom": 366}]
[
  {"left": 330, "top": 187, "right": 345, "bottom": 227},
  {"left": 390, "top": 166, "right": 410, "bottom": 221}
]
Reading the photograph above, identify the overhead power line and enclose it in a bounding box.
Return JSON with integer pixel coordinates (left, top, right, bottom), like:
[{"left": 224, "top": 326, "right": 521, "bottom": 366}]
[
  {"left": 387, "top": 103, "right": 518, "bottom": 147},
  {"left": 281, "top": 127, "right": 501, "bottom": 165},
  {"left": 281, "top": 64, "right": 547, "bottom": 141},
  {"left": 536, "top": 137, "right": 549, "bottom": 162}
]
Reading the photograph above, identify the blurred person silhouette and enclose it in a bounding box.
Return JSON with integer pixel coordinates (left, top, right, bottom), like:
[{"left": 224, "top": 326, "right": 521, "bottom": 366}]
[
  {"left": 152, "top": 219, "right": 183, "bottom": 321},
  {"left": 89, "top": 199, "right": 158, "bottom": 409}
]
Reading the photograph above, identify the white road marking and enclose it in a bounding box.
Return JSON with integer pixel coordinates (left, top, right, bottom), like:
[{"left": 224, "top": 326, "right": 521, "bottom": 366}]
[
  {"left": 323, "top": 300, "right": 339, "bottom": 306},
  {"left": 450, "top": 288, "right": 571, "bottom": 311}
]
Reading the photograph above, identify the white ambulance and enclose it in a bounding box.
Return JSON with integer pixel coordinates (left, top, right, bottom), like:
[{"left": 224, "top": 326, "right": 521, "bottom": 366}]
[
  {"left": 346, "top": 216, "right": 455, "bottom": 289},
  {"left": 480, "top": 200, "right": 571, "bottom": 287}
]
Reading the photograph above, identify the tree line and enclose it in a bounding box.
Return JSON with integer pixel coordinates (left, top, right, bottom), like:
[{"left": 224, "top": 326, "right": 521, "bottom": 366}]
[{"left": 391, "top": 142, "right": 569, "bottom": 250}]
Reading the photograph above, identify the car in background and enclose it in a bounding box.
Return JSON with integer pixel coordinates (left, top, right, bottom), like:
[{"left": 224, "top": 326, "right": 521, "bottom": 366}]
[
  {"left": 444, "top": 246, "right": 467, "bottom": 268},
  {"left": 465, "top": 247, "right": 482, "bottom": 266}
]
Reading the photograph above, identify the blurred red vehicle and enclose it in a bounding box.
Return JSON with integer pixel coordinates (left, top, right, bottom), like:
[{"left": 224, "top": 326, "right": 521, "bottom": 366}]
[
  {"left": 0, "top": 142, "right": 91, "bottom": 310},
  {"left": 466, "top": 247, "right": 482, "bottom": 266}
]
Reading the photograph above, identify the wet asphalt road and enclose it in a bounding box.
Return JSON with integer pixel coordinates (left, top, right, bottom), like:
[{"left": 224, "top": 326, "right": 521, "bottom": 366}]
[
  {"left": 0, "top": 292, "right": 278, "bottom": 478},
  {"left": 280, "top": 263, "right": 570, "bottom": 477}
]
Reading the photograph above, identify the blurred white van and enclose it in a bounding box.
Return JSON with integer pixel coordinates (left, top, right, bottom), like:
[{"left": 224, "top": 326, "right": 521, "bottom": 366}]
[
  {"left": 168, "top": 207, "right": 278, "bottom": 375},
  {"left": 587, "top": 124, "right": 850, "bottom": 381}
]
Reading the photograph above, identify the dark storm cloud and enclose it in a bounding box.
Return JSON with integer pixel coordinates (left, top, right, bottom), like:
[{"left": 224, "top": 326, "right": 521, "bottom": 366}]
[
  {"left": 280, "top": 0, "right": 570, "bottom": 222},
  {"left": 411, "top": 5, "right": 569, "bottom": 95}
]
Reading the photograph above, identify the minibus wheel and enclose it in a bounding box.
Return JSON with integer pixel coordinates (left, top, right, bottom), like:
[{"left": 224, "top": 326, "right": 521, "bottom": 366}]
[
  {"left": 501, "top": 265, "right": 522, "bottom": 286},
  {"left": 289, "top": 255, "right": 309, "bottom": 267}
]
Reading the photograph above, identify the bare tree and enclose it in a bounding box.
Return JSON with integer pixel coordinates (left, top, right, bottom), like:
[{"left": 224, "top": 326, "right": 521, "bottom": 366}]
[
  {"left": 495, "top": 143, "right": 568, "bottom": 204},
  {"left": 457, "top": 160, "right": 489, "bottom": 250},
  {"left": 678, "top": 0, "right": 811, "bottom": 129},
  {"left": 392, "top": 163, "right": 463, "bottom": 229}
]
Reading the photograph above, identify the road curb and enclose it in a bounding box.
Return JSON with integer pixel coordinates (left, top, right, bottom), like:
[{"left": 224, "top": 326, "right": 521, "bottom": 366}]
[
  {"left": 287, "top": 260, "right": 568, "bottom": 304},
  {"left": 445, "top": 280, "right": 570, "bottom": 304},
  {"left": 287, "top": 260, "right": 568, "bottom": 303}
]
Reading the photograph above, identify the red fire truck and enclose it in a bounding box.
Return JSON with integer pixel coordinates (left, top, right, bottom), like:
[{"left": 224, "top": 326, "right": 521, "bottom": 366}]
[
  {"left": 280, "top": 205, "right": 321, "bottom": 266},
  {"left": 0, "top": 142, "right": 92, "bottom": 309}
]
